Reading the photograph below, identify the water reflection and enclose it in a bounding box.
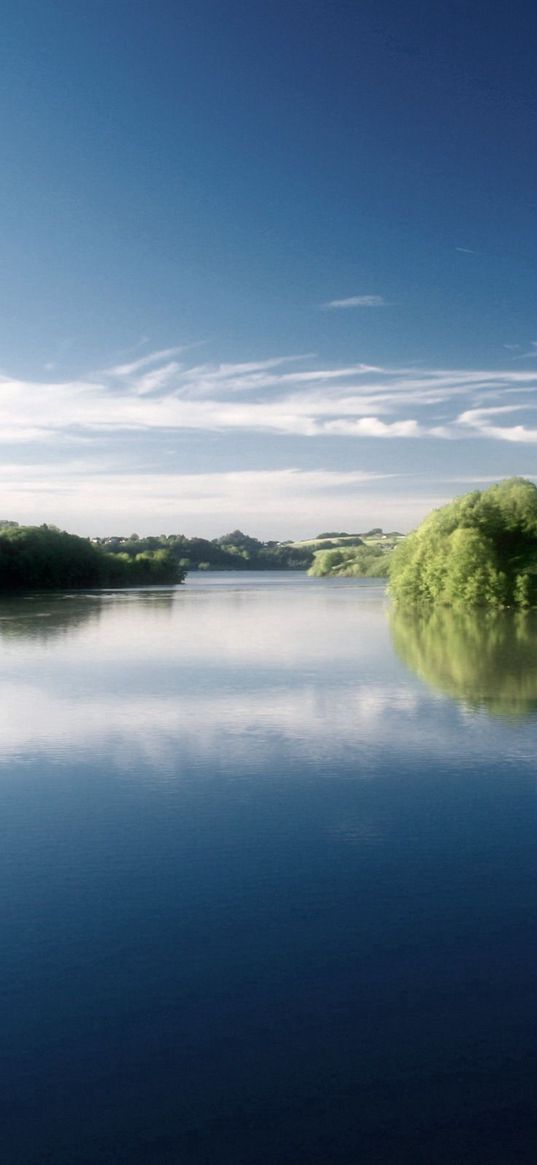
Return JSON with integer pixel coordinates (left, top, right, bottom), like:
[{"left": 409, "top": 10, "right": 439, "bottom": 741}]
[
  {"left": 3, "top": 577, "right": 537, "bottom": 1165},
  {"left": 391, "top": 605, "right": 537, "bottom": 718},
  {"left": 0, "top": 579, "right": 424, "bottom": 769},
  {"left": 0, "top": 590, "right": 175, "bottom": 643},
  {"left": 2, "top": 578, "right": 535, "bottom": 779},
  {"left": 0, "top": 595, "right": 104, "bottom": 643}
]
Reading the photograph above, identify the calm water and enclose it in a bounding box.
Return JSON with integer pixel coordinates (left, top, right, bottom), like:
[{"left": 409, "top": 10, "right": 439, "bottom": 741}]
[{"left": 1, "top": 574, "right": 537, "bottom": 1163}]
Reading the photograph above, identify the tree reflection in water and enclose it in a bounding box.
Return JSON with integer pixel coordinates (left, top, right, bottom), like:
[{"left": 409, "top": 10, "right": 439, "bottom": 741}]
[
  {"left": 391, "top": 605, "right": 537, "bottom": 719},
  {"left": 0, "top": 590, "right": 175, "bottom": 644}
]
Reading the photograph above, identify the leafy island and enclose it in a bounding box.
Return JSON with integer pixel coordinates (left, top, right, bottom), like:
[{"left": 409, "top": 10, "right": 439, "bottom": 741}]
[{"left": 389, "top": 478, "right": 537, "bottom": 608}]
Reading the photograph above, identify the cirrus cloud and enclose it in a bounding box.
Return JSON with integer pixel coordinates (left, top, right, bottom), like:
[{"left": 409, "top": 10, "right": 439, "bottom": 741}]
[
  {"left": 322, "top": 294, "right": 387, "bottom": 309},
  {"left": 1, "top": 347, "right": 537, "bottom": 533},
  {"left": 1, "top": 350, "right": 537, "bottom": 448}
]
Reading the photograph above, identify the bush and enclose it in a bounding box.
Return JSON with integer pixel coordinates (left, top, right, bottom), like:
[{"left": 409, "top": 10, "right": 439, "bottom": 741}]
[{"left": 389, "top": 478, "right": 537, "bottom": 608}]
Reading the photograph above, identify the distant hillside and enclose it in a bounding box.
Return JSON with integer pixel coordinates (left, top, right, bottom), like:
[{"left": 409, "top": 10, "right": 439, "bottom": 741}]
[
  {"left": 98, "top": 528, "right": 405, "bottom": 572},
  {"left": 302, "top": 529, "right": 405, "bottom": 577},
  {"left": 95, "top": 530, "right": 314, "bottom": 571},
  {"left": 0, "top": 523, "right": 405, "bottom": 584}
]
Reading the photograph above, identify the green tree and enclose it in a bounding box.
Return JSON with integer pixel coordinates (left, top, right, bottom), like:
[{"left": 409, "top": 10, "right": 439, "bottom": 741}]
[
  {"left": 308, "top": 544, "right": 390, "bottom": 578},
  {"left": 389, "top": 478, "right": 537, "bottom": 608},
  {"left": 0, "top": 526, "right": 185, "bottom": 591}
]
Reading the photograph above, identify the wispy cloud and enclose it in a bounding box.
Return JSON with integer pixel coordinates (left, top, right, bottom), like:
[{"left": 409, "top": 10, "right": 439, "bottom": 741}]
[
  {"left": 0, "top": 465, "right": 410, "bottom": 535},
  {"left": 322, "top": 418, "right": 421, "bottom": 437},
  {"left": 108, "top": 346, "right": 187, "bottom": 378},
  {"left": 113, "top": 334, "right": 151, "bottom": 360},
  {"left": 458, "top": 405, "right": 537, "bottom": 443},
  {"left": 2, "top": 350, "right": 537, "bottom": 448},
  {"left": 514, "top": 341, "right": 537, "bottom": 359},
  {"left": 2, "top": 348, "right": 537, "bottom": 532},
  {"left": 322, "top": 295, "right": 386, "bottom": 309}
]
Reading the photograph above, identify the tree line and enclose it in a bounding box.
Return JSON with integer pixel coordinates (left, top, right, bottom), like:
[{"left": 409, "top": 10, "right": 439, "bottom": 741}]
[
  {"left": 7, "top": 479, "right": 534, "bottom": 602},
  {"left": 389, "top": 478, "right": 537, "bottom": 608},
  {"left": 93, "top": 528, "right": 314, "bottom": 571},
  {"left": 0, "top": 525, "right": 184, "bottom": 590}
]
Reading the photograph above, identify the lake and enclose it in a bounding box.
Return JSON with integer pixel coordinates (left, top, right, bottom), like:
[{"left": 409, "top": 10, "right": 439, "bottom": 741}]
[{"left": 2, "top": 573, "right": 537, "bottom": 1163}]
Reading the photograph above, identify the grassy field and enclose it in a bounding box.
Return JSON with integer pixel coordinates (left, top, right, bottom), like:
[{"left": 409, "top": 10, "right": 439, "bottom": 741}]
[{"left": 289, "top": 531, "right": 405, "bottom": 552}]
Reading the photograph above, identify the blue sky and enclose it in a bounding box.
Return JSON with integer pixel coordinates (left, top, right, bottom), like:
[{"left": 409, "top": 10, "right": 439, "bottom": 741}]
[{"left": 1, "top": 0, "right": 537, "bottom": 536}]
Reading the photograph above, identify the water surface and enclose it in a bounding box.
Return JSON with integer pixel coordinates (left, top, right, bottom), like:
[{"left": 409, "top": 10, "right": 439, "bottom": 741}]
[{"left": 1, "top": 574, "right": 537, "bottom": 1163}]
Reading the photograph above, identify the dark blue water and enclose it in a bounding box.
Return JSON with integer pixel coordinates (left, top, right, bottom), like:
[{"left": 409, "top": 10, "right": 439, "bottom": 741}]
[{"left": 1, "top": 575, "right": 537, "bottom": 1163}]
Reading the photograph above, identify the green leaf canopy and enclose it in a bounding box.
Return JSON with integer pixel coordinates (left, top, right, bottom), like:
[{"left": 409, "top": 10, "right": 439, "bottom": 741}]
[{"left": 389, "top": 478, "right": 537, "bottom": 607}]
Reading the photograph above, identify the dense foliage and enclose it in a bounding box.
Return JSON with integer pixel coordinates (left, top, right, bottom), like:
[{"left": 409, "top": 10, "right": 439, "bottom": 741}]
[
  {"left": 0, "top": 523, "right": 399, "bottom": 588},
  {"left": 389, "top": 478, "right": 537, "bottom": 607},
  {"left": 308, "top": 544, "right": 391, "bottom": 578},
  {"left": 391, "top": 605, "right": 537, "bottom": 718},
  {"left": 98, "top": 529, "right": 314, "bottom": 571},
  {"left": 0, "top": 526, "right": 184, "bottom": 590}
]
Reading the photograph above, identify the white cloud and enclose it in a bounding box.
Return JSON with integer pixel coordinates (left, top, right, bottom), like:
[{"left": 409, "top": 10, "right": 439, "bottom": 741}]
[
  {"left": 322, "top": 295, "right": 386, "bottom": 309},
  {"left": 2, "top": 351, "right": 537, "bottom": 450},
  {"left": 278, "top": 364, "right": 382, "bottom": 382},
  {"left": 457, "top": 405, "right": 537, "bottom": 443},
  {"left": 2, "top": 351, "right": 537, "bottom": 449},
  {"left": 107, "top": 345, "right": 187, "bottom": 377},
  {"left": 2, "top": 348, "right": 537, "bottom": 532},
  {"left": 0, "top": 463, "right": 450, "bottom": 536},
  {"left": 323, "top": 417, "right": 421, "bottom": 438},
  {"left": 0, "top": 465, "right": 393, "bottom": 512}
]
